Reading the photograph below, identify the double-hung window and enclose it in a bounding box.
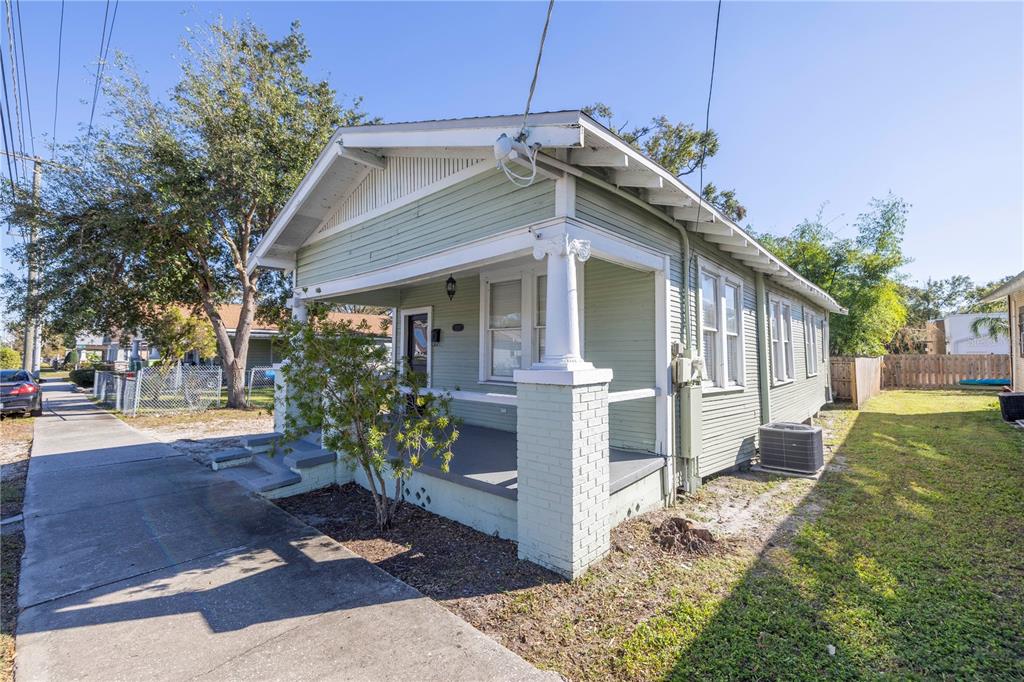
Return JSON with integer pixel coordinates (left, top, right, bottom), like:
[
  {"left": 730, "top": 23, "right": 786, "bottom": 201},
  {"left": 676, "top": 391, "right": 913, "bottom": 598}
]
[
  {"left": 481, "top": 267, "right": 582, "bottom": 382},
  {"left": 700, "top": 272, "right": 720, "bottom": 385},
  {"left": 486, "top": 280, "right": 522, "bottom": 379},
  {"left": 699, "top": 261, "right": 745, "bottom": 388},
  {"left": 806, "top": 311, "right": 819, "bottom": 376},
  {"left": 769, "top": 297, "right": 795, "bottom": 383}
]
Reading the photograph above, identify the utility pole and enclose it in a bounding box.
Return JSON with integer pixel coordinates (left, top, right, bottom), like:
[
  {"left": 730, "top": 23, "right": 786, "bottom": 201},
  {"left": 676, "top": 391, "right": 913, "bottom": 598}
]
[{"left": 2, "top": 151, "right": 43, "bottom": 373}]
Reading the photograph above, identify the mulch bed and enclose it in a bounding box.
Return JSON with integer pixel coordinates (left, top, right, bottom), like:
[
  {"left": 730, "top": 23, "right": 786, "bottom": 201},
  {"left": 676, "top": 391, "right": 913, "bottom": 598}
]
[{"left": 276, "top": 483, "right": 561, "bottom": 601}]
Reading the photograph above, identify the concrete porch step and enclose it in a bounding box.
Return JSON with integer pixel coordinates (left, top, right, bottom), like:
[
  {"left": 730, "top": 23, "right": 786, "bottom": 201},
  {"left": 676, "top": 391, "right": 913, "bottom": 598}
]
[
  {"left": 241, "top": 432, "right": 283, "bottom": 453},
  {"left": 219, "top": 460, "right": 302, "bottom": 494},
  {"left": 206, "top": 447, "right": 253, "bottom": 471},
  {"left": 281, "top": 440, "right": 336, "bottom": 470}
]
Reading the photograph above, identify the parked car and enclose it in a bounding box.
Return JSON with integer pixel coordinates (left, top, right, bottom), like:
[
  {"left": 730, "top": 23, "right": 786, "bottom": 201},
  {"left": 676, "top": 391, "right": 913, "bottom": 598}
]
[{"left": 1, "top": 369, "right": 43, "bottom": 417}]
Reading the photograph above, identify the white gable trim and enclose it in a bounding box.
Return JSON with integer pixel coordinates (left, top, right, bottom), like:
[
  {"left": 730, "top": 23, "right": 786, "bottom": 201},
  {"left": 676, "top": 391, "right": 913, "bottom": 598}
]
[{"left": 304, "top": 158, "right": 491, "bottom": 247}]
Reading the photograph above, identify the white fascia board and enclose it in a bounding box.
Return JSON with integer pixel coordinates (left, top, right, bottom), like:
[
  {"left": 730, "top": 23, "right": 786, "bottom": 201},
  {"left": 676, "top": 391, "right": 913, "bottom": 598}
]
[
  {"left": 578, "top": 117, "right": 845, "bottom": 314},
  {"left": 248, "top": 133, "right": 344, "bottom": 272},
  {"left": 340, "top": 122, "right": 583, "bottom": 150}
]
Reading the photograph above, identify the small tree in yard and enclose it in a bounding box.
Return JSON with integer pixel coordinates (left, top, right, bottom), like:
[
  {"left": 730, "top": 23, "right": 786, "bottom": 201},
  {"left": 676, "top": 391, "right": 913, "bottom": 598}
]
[{"left": 277, "top": 308, "right": 459, "bottom": 530}]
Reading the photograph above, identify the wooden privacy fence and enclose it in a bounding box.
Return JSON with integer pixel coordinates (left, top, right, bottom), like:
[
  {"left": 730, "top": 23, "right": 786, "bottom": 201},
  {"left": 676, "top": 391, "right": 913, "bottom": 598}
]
[
  {"left": 830, "top": 356, "right": 883, "bottom": 408},
  {"left": 881, "top": 354, "right": 1011, "bottom": 389},
  {"left": 831, "top": 354, "right": 1011, "bottom": 407}
]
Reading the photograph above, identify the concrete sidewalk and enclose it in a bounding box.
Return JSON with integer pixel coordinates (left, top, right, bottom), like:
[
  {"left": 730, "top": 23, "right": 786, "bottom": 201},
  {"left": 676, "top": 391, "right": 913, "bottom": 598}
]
[{"left": 16, "top": 383, "right": 551, "bottom": 681}]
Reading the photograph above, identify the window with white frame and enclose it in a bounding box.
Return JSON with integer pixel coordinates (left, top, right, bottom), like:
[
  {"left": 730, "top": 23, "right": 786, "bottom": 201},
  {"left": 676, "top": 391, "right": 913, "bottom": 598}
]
[
  {"left": 481, "top": 266, "right": 584, "bottom": 381},
  {"left": 699, "top": 262, "right": 745, "bottom": 388},
  {"left": 486, "top": 279, "right": 522, "bottom": 379},
  {"left": 769, "top": 297, "right": 795, "bottom": 383},
  {"left": 806, "top": 311, "right": 819, "bottom": 376}
]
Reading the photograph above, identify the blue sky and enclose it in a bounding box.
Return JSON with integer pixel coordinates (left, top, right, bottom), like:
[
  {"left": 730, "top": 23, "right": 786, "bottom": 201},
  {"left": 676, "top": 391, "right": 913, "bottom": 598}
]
[{"left": 4, "top": 1, "right": 1023, "bottom": 286}]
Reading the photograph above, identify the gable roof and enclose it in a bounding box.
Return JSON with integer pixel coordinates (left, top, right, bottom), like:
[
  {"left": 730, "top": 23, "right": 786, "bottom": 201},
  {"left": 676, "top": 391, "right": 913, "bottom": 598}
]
[
  {"left": 252, "top": 110, "right": 845, "bottom": 314},
  {"left": 980, "top": 271, "right": 1024, "bottom": 303}
]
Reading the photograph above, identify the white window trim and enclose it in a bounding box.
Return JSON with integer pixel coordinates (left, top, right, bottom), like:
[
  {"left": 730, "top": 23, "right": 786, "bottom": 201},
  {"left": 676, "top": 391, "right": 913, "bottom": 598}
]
[
  {"left": 769, "top": 294, "right": 796, "bottom": 386},
  {"left": 697, "top": 257, "right": 746, "bottom": 391},
  {"left": 397, "top": 306, "right": 432, "bottom": 387},
  {"left": 805, "top": 310, "right": 819, "bottom": 377},
  {"left": 478, "top": 263, "right": 584, "bottom": 384}
]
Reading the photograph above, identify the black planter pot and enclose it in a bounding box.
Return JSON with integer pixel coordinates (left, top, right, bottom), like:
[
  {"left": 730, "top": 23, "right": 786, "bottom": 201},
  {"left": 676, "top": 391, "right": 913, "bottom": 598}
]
[{"left": 997, "top": 392, "right": 1024, "bottom": 422}]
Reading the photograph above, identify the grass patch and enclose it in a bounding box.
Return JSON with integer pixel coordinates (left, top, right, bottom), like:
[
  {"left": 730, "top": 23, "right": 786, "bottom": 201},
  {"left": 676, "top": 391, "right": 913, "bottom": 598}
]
[
  {"left": 1, "top": 530, "right": 23, "bottom": 682},
  {"left": 632, "top": 390, "right": 1024, "bottom": 680}
]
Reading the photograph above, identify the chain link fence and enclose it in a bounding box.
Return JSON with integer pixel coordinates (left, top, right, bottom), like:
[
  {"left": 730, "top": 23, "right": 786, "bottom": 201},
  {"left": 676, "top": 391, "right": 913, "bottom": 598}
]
[
  {"left": 246, "top": 365, "right": 276, "bottom": 408},
  {"left": 119, "top": 365, "right": 224, "bottom": 417}
]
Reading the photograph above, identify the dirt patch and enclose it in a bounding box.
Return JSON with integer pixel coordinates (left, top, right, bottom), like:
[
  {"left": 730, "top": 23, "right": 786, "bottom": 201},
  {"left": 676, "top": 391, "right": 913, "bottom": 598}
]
[
  {"left": 0, "top": 417, "right": 32, "bottom": 519},
  {"left": 128, "top": 408, "right": 273, "bottom": 460}
]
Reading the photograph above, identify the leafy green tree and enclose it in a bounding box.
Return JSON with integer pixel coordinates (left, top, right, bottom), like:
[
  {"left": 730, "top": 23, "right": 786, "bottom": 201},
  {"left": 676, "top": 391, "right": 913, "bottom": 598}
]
[
  {"left": 582, "top": 103, "right": 746, "bottom": 221},
  {"left": 277, "top": 307, "right": 458, "bottom": 530},
  {"left": 902, "top": 276, "right": 976, "bottom": 326},
  {"left": 0, "top": 346, "right": 20, "bottom": 369},
  {"left": 757, "top": 196, "right": 910, "bottom": 356},
  {"left": 144, "top": 309, "right": 218, "bottom": 364},
  {"left": 5, "top": 20, "right": 372, "bottom": 407}
]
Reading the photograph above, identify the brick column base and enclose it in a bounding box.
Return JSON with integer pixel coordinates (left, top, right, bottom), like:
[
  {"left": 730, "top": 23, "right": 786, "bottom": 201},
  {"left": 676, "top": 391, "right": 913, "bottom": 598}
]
[{"left": 514, "top": 367, "right": 613, "bottom": 579}]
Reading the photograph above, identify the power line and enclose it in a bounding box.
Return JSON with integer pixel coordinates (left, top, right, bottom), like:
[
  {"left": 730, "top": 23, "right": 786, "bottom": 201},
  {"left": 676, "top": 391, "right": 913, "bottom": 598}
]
[
  {"left": 14, "top": 0, "right": 33, "bottom": 158},
  {"left": 1, "top": 105, "right": 16, "bottom": 193},
  {"left": 518, "top": 0, "right": 555, "bottom": 139},
  {"left": 692, "top": 0, "right": 723, "bottom": 226},
  {"left": 3, "top": 0, "right": 25, "bottom": 176},
  {"left": 87, "top": 0, "right": 118, "bottom": 136},
  {"left": 0, "top": 39, "right": 20, "bottom": 186},
  {"left": 50, "top": 0, "right": 63, "bottom": 159}
]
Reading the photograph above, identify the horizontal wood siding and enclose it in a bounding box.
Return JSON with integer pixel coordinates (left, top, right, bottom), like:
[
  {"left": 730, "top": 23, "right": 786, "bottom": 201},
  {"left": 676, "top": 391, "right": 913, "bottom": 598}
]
[
  {"left": 691, "top": 251, "right": 762, "bottom": 477},
  {"left": 768, "top": 287, "right": 829, "bottom": 424},
  {"left": 575, "top": 183, "right": 681, "bottom": 457},
  {"left": 584, "top": 259, "right": 657, "bottom": 452},
  {"left": 296, "top": 169, "right": 555, "bottom": 288},
  {"left": 399, "top": 275, "right": 517, "bottom": 432}
]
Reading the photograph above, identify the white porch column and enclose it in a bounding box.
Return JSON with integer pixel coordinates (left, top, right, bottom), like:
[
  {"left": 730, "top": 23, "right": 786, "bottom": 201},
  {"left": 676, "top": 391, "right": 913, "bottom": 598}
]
[
  {"left": 533, "top": 234, "right": 592, "bottom": 370},
  {"left": 515, "top": 235, "right": 612, "bottom": 579}
]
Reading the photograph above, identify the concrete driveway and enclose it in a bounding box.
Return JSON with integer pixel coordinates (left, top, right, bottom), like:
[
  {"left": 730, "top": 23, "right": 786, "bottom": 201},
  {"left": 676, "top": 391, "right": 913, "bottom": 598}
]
[{"left": 16, "top": 382, "right": 551, "bottom": 681}]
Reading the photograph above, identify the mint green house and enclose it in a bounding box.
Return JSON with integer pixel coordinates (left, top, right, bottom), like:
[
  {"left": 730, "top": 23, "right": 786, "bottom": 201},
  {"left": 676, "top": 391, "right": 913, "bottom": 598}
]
[{"left": 248, "top": 111, "right": 845, "bottom": 578}]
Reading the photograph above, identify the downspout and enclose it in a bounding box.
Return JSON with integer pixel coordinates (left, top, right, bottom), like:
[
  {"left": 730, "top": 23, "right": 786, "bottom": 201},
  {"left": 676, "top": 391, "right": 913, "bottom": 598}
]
[{"left": 755, "top": 272, "right": 771, "bottom": 425}]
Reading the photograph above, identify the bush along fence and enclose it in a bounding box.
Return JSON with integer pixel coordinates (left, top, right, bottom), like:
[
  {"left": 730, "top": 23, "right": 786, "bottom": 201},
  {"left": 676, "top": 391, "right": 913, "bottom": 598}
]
[
  {"left": 94, "top": 365, "right": 223, "bottom": 416},
  {"left": 831, "top": 354, "right": 1012, "bottom": 407}
]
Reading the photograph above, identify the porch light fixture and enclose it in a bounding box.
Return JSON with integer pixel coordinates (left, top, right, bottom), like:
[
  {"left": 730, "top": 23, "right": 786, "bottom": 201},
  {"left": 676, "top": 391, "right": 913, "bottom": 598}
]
[{"left": 445, "top": 275, "right": 457, "bottom": 301}]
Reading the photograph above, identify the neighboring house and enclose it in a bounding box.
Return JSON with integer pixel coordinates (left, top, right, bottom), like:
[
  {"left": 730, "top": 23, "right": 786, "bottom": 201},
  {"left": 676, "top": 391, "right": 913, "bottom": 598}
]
[
  {"left": 249, "top": 111, "right": 846, "bottom": 577},
  {"left": 83, "top": 304, "right": 390, "bottom": 370},
  {"left": 981, "top": 272, "right": 1024, "bottom": 391},
  {"left": 927, "top": 313, "right": 1009, "bottom": 355},
  {"left": 155, "top": 304, "right": 391, "bottom": 368}
]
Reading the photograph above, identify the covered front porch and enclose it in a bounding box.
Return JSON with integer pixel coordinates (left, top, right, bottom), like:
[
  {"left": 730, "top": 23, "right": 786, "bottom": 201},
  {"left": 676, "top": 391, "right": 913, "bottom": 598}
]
[{"left": 292, "top": 217, "right": 675, "bottom": 577}]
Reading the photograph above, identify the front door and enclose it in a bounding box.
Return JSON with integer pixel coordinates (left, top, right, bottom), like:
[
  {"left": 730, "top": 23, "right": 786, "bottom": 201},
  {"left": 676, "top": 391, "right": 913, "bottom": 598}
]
[{"left": 404, "top": 313, "right": 429, "bottom": 379}]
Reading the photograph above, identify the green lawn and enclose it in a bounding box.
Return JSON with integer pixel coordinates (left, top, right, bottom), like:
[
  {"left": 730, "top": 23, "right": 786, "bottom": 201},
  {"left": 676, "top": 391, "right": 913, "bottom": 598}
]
[{"left": 624, "top": 390, "right": 1024, "bottom": 680}]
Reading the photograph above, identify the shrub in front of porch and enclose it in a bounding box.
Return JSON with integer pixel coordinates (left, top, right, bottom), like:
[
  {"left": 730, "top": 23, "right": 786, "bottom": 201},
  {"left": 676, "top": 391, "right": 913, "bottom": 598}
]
[{"left": 278, "top": 306, "right": 459, "bottom": 530}]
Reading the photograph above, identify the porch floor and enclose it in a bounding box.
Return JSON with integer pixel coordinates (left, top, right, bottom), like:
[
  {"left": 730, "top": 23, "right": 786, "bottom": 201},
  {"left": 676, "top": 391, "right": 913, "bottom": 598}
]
[{"left": 410, "top": 423, "right": 666, "bottom": 501}]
